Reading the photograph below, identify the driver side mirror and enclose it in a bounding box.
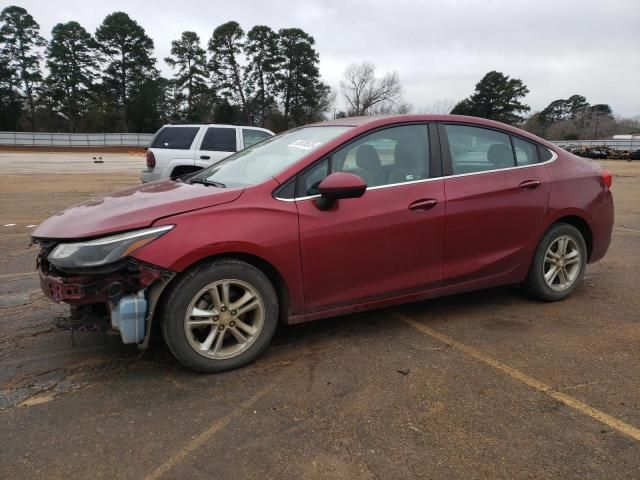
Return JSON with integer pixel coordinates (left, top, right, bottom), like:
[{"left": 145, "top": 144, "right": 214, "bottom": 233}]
[{"left": 315, "top": 172, "right": 367, "bottom": 211}]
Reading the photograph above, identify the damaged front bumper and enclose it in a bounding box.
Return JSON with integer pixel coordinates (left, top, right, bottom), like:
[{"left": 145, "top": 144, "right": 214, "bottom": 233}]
[{"left": 37, "top": 249, "right": 175, "bottom": 347}]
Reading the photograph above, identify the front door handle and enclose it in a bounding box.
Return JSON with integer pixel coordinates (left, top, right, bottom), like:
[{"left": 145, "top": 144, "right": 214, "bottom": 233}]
[
  {"left": 519, "top": 179, "right": 541, "bottom": 190},
  {"left": 408, "top": 198, "right": 438, "bottom": 211},
  {"left": 200, "top": 155, "right": 211, "bottom": 160}
]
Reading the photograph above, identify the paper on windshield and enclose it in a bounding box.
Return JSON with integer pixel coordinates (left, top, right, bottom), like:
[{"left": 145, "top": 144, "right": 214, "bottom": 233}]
[{"left": 287, "top": 139, "right": 322, "bottom": 151}]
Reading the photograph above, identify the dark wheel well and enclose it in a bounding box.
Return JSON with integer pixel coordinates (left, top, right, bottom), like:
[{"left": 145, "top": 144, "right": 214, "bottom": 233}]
[
  {"left": 224, "top": 254, "right": 291, "bottom": 323},
  {"left": 554, "top": 216, "right": 593, "bottom": 261},
  {"left": 157, "top": 253, "right": 290, "bottom": 326},
  {"left": 170, "top": 165, "right": 203, "bottom": 178}
]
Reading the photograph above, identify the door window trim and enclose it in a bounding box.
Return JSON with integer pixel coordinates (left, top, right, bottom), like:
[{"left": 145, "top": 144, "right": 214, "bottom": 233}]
[
  {"left": 438, "top": 122, "right": 557, "bottom": 179},
  {"left": 274, "top": 122, "right": 442, "bottom": 202},
  {"left": 199, "top": 126, "right": 238, "bottom": 152}
]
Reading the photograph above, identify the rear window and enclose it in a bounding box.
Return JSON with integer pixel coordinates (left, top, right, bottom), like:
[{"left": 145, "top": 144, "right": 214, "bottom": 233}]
[
  {"left": 513, "top": 137, "right": 539, "bottom": 166},
  {"left": 539, "top": 146, "right": 554, "bottom": 162},
  {"left": 201, "top": 127, "right": 237, "bottom": 152},
  {"left": 150, "top": 126, "right": 199, "bottom": 150},
  {"left": 243, "top": 129, "right": 272, "bottom": 148}
]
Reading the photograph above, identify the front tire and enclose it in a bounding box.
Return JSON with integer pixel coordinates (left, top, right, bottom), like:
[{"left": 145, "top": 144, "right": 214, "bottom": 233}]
[
  {"left": 160, "top": 259, "right": 278, "bottom": 373},
  {"left": 524, "top": 223, "right": 587, "bottom": 301}
]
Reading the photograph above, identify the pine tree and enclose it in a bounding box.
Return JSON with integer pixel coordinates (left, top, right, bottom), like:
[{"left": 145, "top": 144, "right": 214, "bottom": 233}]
[
  {"left": 0, "top": 55, "right": 22, "bottom": 130},
  {"left": 208, "top": 21, "right": 248, "bottom": 123},
  {"left": 45, "top": 21, "right": 97, "bottom": 132},
  {"left": 244, "top": 25, "right": 280, "bottom": 127},
  {"left": 165, "top": 31, "right": 210, "bottom": 121},
  {"left": 95, "top": 11, "right": 157, "bottom": 131},
  {"left": 540, "top": 95, "right": 590, "bottom": 124},
  {"left": 0, "top": 5, "right": 46, "bottom": 130},
  {"left": 451, "top": 71, "right": 530, "bottom": 125},
  {"left": 277, "top": 28, "right": 327, "bottom": 127}
]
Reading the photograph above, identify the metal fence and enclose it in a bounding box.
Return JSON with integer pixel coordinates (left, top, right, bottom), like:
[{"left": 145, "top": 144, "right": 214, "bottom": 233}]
[
  {"left": 0, "top": 131, "right": 155, "bottom": 147},
  {"left": 1, "top": 131, "right": 638, "bottom": 151},
  {"left": 550, "top": 139, "right": 639, "bottom": 151}
]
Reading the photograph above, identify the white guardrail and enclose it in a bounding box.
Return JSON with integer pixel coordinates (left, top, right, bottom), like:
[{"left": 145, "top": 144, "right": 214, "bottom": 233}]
[
  {"left": 0, "top": 131, "right": 155, "bottom": 147},
  {"left": 550, "top": 139, "right": 639, "bottom": 151},
  {"left": 0, "top": 131, "right": 637, "bottom": 151}
]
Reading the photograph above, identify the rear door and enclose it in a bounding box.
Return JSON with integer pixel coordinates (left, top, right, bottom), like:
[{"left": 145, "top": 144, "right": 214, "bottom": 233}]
[
  {"left": 439, "top": 123, "right": 551, "bottom": 286},
  {"left": 195, "top": 126, "right": 238, "bottom": 168}
]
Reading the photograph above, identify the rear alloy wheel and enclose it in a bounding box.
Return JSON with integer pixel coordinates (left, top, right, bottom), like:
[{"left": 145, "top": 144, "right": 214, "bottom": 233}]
[
  {"left": 542, "top": 236, "right": 582, "bottom": 291},
  {"left": 161, "top": 259, "right": 278, "bottom": 373},
  {"left": 524, "top": 223, "right": 587, "bottom": 301}
]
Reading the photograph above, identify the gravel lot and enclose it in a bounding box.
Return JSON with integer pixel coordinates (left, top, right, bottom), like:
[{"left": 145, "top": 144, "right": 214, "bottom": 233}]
[{"left": 0, "top": 152, "right": 638, "bottom": 479}]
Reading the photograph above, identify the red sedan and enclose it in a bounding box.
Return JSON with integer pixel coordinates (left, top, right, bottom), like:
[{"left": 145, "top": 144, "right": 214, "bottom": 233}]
[{"left": 33, "top": 115, "right": 614, "bottom": 372}]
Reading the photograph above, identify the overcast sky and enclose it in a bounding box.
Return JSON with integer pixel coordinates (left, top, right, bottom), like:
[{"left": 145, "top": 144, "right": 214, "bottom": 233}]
[{"left": 10, "top": 0, "right": 640, "bottom": 117}]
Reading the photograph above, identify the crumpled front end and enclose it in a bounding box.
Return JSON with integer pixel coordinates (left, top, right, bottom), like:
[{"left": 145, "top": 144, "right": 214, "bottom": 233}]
[{"left": 36, "top": 239, "right": 175, "bottom": 346}]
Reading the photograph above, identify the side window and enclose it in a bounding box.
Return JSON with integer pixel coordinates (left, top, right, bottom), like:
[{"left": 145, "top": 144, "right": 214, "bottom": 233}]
[
  {"left": 200, "top": 127, "right": 237, "bottom": 152},
  {"left": 297, "top": 159, "right": 329, "bottom": 196},
  {"left": 243, "top": 129, "right": 271, "bottom": 148},
  {"left": 444, "top": 125, "right": 514, "bottom": 175},
  {"left": 334, "top": 124, "right": 429, "bottom": 187},
  {"left": 150, "top": 127, "right": 199, "bottom": 150},
  {"left": 539, "top": 146, "right": 554, "bottom": 162},
  {"left": 293, "top": 124, "right": 429, "bottom": 197},
  {"left": 512, "top": 137, "right": 538, "bottom": 166}
]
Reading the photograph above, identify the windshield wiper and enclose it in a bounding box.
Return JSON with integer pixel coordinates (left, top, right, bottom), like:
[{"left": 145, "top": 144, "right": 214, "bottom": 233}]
[{"left": 189, "top": 179, "right": 226, "bottom": 188}]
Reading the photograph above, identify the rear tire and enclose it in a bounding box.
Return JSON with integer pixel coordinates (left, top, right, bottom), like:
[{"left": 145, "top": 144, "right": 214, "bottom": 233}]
[
  {"left": 524, "top": 223, "right": 587, "bottom": 302},
  {"left": 160, "top": 259, "right": 278, "bottom": 373}
]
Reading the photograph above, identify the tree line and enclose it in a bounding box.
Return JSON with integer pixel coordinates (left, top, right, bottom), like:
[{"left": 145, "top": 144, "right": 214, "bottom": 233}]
[
  {"left": 449, "top": 71, "right": 638, "bottom": 140},
  {"left": 0, "top": 5, "right": 331, "bottom": 133},
  {"left": 337, "top": 65, "right": 638, "bottom": 140},
  {"left": 1, "top": 5, "right": 637, "bottom": 139}
]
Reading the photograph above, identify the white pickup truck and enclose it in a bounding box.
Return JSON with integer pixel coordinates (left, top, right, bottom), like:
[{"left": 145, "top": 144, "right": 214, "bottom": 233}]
[{"left": 140, "top": 124, "right": 274, "bottom": 183}]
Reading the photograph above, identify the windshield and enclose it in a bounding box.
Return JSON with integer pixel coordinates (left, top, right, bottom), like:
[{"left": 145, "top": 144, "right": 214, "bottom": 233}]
[{"left": 190, "top": 126, "right": 351, "bottom": 188}]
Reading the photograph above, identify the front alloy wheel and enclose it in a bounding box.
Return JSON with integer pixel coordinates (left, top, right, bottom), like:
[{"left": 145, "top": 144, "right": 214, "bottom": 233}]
[
  {"left": 161, "top": 259, "right": 278, "bottom": 373},
  {"left": 184, "top": 279, "right": 265, "bottom": 360}
]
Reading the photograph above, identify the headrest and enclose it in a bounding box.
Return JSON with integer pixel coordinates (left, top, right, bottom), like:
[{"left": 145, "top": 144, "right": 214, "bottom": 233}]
[
  {"left": 394, "top": 139, "right": 421, "bottom": 168},
  {"left": 487, "top": 144, "right": 514, "bottom": 167},
  {"left": 355, "top": 145, "right": 382, "bottom": 169}
]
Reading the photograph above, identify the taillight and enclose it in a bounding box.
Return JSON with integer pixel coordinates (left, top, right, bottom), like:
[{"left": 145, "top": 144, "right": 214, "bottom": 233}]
[
  {"left": 601, "top": 169, "right": 612, "bottom": 189},
  {"left": 146, "top": 150, "right": 156, "bottom": 169}
]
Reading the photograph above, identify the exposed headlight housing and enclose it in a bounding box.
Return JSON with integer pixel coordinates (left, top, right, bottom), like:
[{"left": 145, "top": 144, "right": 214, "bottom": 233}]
[{"left": 48, "top": 225, "right": 174, "bottom": 270}]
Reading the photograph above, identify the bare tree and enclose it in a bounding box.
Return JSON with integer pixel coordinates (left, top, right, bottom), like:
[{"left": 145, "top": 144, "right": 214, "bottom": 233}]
[
  {"left": 340, "top": 62, "right": 402, "bottom": 116},
  {"left": 416, "top": 99, "right": 456, "bottom": 114}
]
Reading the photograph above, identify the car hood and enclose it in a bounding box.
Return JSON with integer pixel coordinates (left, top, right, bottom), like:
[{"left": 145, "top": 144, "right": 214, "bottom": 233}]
[{"left": 33, "top": 180, "right": 243, "bottom": 240}]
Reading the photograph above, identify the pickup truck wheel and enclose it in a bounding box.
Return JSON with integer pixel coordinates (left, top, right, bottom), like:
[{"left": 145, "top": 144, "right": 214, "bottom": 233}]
[
  {"left": 524, "top": 223, "right": 587, "bottom": 301},
  {"left": 160, "top": 259, "right": 278, "bottom": 373}
]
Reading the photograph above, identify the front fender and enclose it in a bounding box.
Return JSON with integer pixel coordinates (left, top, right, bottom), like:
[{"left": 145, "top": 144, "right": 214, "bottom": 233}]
[{"left": 131, "top": 186, "right": 304, "bottom": 314}]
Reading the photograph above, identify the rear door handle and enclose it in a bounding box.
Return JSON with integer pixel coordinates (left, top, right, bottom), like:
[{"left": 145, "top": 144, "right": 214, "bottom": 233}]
[
  {"left": 408, "top": 198, "right": 438, "bottom": 211},
  {"left": 200, "top": 155, "right": 211, "bottom": 160},
  {"left": 519, "top": 179, "right": 541, "bottom": 190}
]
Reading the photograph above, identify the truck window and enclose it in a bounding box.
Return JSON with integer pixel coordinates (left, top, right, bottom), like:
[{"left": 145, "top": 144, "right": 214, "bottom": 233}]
[
  {"left": 200, "top": 127, "right": 237, "bottom": 152},
  {"left": 242, "top": 129, "right": 272, "bottom": 148},
  {"left": 150, "top": 126, "right": 199, "bottom": 150}
]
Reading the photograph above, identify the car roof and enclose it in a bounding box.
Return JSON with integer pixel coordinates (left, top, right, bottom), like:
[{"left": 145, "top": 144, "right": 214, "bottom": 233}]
[
  {"left": 313, "top": 114, "right": 509, "bottom": 128},
  {"left": 165, "top": 123, "right": 273, "bottom": 132},
  {"left": 310, "top": 114, "right": 555, "bottom": 149}
]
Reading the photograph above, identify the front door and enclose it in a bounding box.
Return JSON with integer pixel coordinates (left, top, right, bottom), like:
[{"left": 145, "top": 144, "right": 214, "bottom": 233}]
[{"left": 296, "top": 124, "right": 445, "bottom": 312}]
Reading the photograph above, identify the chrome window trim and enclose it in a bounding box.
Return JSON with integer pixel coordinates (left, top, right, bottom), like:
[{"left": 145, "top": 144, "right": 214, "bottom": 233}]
[
  {"left": 445, "top": 148, "right": 557, "bottom": 179},
  {"left": 274, "top": 147, "right": 557, "bottom": 203}
]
